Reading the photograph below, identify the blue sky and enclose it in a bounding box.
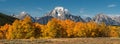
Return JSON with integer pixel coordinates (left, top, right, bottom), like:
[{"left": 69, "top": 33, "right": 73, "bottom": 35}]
[{"left": 0, "top": 0, "right": 120, "bottom": 17}]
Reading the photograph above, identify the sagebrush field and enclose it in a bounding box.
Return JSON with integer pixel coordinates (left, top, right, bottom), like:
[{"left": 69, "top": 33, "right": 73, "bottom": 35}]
[{"left": 0, "top": 38, "right": 120, "bottom": 44}]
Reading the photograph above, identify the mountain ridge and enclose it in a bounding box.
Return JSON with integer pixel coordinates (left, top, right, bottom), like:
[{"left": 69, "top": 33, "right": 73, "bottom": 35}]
[{"left": 2, "top": 7, "right": 120, "bottom": 25}]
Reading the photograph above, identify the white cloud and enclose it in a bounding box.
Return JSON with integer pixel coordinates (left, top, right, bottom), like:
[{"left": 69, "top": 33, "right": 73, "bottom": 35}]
[
  {"left": 37, "top": 8, "right": 43, "bottom": 11},
  {"left": 80, "top": 8, "right": 85, "bottom": 13},
  {"left": 108, "top": 4, "right": 117, "bottom": 8}
]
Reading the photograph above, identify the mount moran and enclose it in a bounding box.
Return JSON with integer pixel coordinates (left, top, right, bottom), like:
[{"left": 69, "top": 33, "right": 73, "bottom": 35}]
[{"left": 3, "top": 7, "right": 120, "bottom": 25}]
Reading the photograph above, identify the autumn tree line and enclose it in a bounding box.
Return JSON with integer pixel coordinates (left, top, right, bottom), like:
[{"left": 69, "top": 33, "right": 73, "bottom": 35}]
[{"left": 0, "top": 16, "right": 119, "bottom": 39}]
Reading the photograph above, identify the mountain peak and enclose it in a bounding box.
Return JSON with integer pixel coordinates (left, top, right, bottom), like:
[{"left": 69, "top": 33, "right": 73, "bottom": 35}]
[
  {"left": 54, "top": 6, "right": 69, "bottom": 16},
  {"left": 45, "top": 6, "right": 84, "bottom": 22},
  {"left": 54, "top": 7, "right": 68, "bottom": 12},
  {"left": 95, "top": 13, "right": 109, "bottom": 19},
  {"left": 54, "top": 7, "right": 64, "bottom": 11},
  {"left": 20, "top": 11, "right": 28, "bottom": 15},
  {"left": 15, "top": 11, "right": 30, "bottom": 20},
  {"left": 97, "top": 13, "right": 107, "bottom": 16},
  {"left": 46, "top": 7, "right": 69, "bottom": 17},
  {"left": 93, "top": 13, "right": 119, "bottom": 25}
]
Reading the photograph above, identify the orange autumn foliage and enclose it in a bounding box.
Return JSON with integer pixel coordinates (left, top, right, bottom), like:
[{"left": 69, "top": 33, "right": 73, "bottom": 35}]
[{"left": 0, "top": 17, "right": 119, "bottom": 39}]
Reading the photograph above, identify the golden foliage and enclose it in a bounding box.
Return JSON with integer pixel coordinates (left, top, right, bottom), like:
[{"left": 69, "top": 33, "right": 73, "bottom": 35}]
[{"left": 0, "top": 17, "right": 119, "bottom": 39}]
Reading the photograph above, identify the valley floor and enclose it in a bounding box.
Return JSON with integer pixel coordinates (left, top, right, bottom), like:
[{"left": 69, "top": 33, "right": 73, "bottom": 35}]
[{"left": 0, "top": 38, "right": 120, "bottom": 44}]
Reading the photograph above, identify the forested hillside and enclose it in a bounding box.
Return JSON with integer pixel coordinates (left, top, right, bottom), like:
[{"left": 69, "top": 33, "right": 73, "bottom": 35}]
[{"left": 0, "top": 13, "right": 17, "bottom": 26}]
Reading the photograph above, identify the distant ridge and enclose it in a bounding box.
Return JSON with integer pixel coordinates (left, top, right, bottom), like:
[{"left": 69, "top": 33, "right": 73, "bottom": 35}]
[
  {"left": 14, "top": 11, "right": 35, "bottom": 22},
  {"left": 0, "top": 12, "right": 17, "bottom": 26}
]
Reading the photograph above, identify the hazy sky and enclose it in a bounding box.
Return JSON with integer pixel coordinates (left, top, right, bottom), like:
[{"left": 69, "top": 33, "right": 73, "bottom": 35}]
[{"left": 0, "top": 0, "right": 120, "bottom": 17}]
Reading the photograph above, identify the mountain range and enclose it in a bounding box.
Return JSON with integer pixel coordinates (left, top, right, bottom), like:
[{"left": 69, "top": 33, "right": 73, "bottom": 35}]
[{"left": 1, "top": 7, "right": 120, "bottom": 25}]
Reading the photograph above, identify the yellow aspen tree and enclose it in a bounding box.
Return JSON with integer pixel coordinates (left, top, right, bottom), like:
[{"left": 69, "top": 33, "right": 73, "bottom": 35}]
[{"left": 64, "top": 19, "right": 75, "bottom": 37}]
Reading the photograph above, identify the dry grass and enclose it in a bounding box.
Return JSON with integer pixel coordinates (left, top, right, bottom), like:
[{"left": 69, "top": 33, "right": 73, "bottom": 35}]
[{"left": 0, "top": 38, "right": 120, "bottom": 44}]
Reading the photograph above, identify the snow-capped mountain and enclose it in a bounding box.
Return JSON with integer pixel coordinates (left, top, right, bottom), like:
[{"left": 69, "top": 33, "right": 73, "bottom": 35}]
[
  {"left": 10, "top": 7, "right": 120, "bottom": 25},
  {"left": 46, "top": 7, "right": 69, "bottom": 19},
  {"left": 93, "top": 13, "right": 119, "bottom": 25},
  {"left": 46, "top": 7, "right": 84, "bottom": 22},
  {"left": 34, "top": 7, "right": 84, "bottom": 24}
]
